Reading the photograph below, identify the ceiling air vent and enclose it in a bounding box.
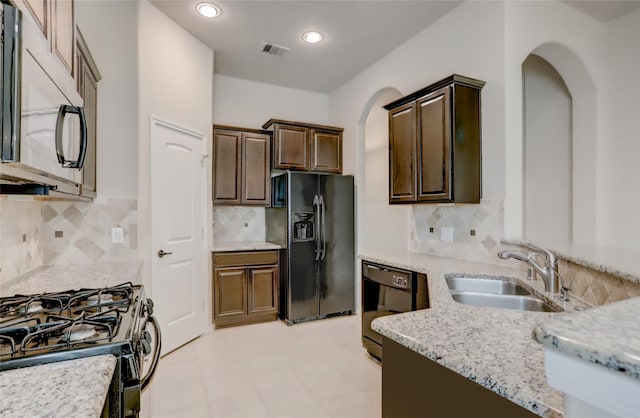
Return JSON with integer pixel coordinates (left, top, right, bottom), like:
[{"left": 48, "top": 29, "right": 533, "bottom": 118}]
[{"left": 260, "top": 42, "right": 290, "bottom": 56}]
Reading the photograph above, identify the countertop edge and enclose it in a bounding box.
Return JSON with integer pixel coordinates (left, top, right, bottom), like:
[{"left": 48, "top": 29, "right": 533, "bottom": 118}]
[
  {"left": 532, "top": 297, "right": 640, "bottom": 381},
  {"left": 0, "top": 354, "right": 117, "bottom": 418},
  {"left": 360, "top": 252, "right": 565, "bottom": 418},
  {"left": 211, "top": 241, "right": 282, "bottom": 252}
]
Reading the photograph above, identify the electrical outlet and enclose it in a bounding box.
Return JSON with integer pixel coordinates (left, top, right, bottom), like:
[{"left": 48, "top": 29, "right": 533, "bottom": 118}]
[
  {"left": 441, "top": 226, "right": 454, "bottom": 242},
  {"left": 111, "top": 227, "right": 124, "bottom": 244}
]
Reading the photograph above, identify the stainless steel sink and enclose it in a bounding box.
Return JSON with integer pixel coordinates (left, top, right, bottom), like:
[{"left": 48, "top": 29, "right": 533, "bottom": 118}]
[
  {"left": 450, "top": 292, "right": 558, "bottom": 312},
  {"left": 445, "top": 276, "right": 532, "bottom": 295},
  {"left": 445, "top": 275, "right": 561, "bottom": 312}
]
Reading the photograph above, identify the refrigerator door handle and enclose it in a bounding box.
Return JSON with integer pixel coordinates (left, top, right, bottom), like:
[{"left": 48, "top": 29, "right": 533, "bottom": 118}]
[
  {"left": 313, "top": 194, "right": 321, "bottom": 261},
  {"left": 320, "top": 195, "right": 327, "bottom": 260}
]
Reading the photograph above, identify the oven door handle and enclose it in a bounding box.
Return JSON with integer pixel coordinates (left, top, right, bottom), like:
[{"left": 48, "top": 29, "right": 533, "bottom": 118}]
[{"left": 140, "top": 315, "right": 161, "bottom": 391}]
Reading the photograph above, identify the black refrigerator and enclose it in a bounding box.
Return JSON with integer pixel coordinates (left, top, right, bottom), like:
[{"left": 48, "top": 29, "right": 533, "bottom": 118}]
[{"left": 266, "top": 172, "right": 355, "bottom": 324}]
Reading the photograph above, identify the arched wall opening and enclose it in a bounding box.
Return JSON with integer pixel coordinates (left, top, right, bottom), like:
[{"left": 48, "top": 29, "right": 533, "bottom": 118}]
[
  {"left": 356, "top": 87, "right": 407, "bottom": 255},
  {"left": 352, "top": 87, "right": 403, "bottom": 313},
  {"left": 506, "top": 42, "right": 597, "bottom": 246},
  {"left": 523, "top": 54, "right": 573, "bottom": 243}
]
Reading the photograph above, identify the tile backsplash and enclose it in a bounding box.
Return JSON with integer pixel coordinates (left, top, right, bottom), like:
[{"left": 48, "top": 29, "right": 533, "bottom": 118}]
[
  {"left": 42, "top": 197, "right": 138, "bottom": 266},
  {"left": 0, "top": 198, "right": 44, "bottom": 280},
  {"left": 212, "top": 206, "right": 265, "bottom": 242},
  {"left": 558, "top": 258, "right": 640, "bottom": 306},
  {"left": 410, "top": 198, "right": 504, "bottom": 263},
  {"left": 0, "top": 197, "right": 138, "bottom": 283}
]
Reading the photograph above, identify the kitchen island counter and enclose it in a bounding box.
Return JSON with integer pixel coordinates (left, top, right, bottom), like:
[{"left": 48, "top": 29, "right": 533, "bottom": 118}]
[
  {"left": 0, "top": 354, "right": 116, "bottom": 418},
  {"left": 534, "top": 296, "right": 640, "bottom": 380},
  {"left": 363, "top": 251, "right": 593, "bottom": 418}
]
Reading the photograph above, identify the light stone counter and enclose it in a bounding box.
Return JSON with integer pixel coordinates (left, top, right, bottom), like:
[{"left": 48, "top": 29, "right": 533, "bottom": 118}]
[
  {"left": 534, "top": 296, "right": 640, "bottom": 380},
  {"left": 0, "top": 261, "right": 142, "bottom": 297},
  {"left": 211, "top": 241, "right": 282, "bottom": 252},
  {"left": 362, "top": 251, "right": 592, "bottom": 418},
  {"left": 0, "top": 355, "right": 116, "bottom": 418}
]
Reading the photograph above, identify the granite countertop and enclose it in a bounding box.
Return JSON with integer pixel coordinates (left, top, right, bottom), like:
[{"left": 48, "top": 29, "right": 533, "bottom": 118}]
[
  {"left": 362, "top": 251, "right": 593, "bottom": 418},
  {"left": 502, "top": 239, "right": 640, "bottom": 284},
  {"left": 0, "top": 261, "right": 142, "bottom": 297},
  {"left": 0, "top": 355, "right": 117, "bottom": 418},
  {"left": 211, "top": 241, "right": 282, "bottom": 252},
  {"left": 534, "top": 296, "right": 640, "bottom": 380}
]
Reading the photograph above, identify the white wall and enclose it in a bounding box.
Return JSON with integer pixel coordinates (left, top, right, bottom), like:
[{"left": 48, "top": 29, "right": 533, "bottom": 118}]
[
  {"left": 363, "top": 90, "right": 409, "bottom": 253},
  {"left": 505, "top": 2, "right": 640, "bottom": 251},
  {"left": 504, "top": 1, "right": 603, "bottom": 246},
  {"left": 330, "top": 1, "right": 506, "bottom": 261},
  {"left": 137, "top": 1, "right": 214, "bottom": 291},
  {"left": 599, "top": 9, "right": 640, "bottom": 250},
  {"left": 523, "top": 54, "right": 572, "bottom": 243},
  {"left": 75, "top": 1, "right": 139, "bottom": 197},
  {"left": 213, "top": 74, "right": 329, "bottom": 128}
]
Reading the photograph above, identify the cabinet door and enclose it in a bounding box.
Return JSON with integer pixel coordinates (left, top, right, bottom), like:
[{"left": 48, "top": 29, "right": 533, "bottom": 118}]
[
  {"left": 388, "top": 102, "right": 417, "bottom": 203},
  {"left": 214, "top": 267, "right": 247, "bottom": 320},
  {"left": 242, "top": 133, "right": 271, "bottom": 205},
  {"left": 417, "top": 87, "right": 451, "bottom": 202},
  {"left": 310, "top": 129, "right": 342, "bottom": 173},
  {"left": 247, "top": 266, "right": 278, "bottom": 315},
  {"left": 273, "top": 124, "right": 308, "bottom": 170},
  {"left": 51, "top": 0, "right": 74, "bottom": 76},
  {"left": 213, "top": 129, "right": 242, "bottom": 204},
  {"left": 80, "top": 63, "right": 97, "bottom": 196},
  {"left": 23, "top": 0, "right": 48, "bottom": 35}
]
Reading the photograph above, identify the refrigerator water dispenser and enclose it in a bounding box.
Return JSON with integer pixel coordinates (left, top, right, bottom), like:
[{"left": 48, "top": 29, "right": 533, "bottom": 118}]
[{"left": 293, "top": 213, "right": 315, "bottom": 242}]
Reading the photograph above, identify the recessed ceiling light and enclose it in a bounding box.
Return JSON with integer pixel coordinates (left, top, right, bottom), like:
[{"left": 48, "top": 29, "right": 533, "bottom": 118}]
[
  {"left": 196, "top": 2, "right": 221, "bottom": 18},
  {"left": 302, "top": 31, "right": 324, "bottom": 44}
]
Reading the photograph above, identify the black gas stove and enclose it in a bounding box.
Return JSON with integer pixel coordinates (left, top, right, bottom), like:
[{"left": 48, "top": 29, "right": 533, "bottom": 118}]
[{"left": 0, "top": 283, "right": 161, "bottom": 418}]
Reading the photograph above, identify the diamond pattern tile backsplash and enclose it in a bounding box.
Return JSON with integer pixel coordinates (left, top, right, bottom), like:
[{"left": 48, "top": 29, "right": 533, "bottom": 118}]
[
  {"left": 0, "top": 199, "right": 44, "bottom": 281},
  {"left": 557, "top": 256, "right": 640, "bottom": 306},
  {"left": 0, "top": 197, "right": 138, "bottom": 283},
  {"left": 42, "top": 197, "right": 138, "bottom": 266},
  {"left": 410, "top": 198, "right": 504, "bottom": 263},
  {"left": 212, "top": 206, "right": 265, "bottom": 242}
]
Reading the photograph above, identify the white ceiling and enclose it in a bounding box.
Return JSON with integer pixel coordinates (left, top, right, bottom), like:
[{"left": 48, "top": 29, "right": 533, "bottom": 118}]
[
  {"left": 150, "top": 0, "right": 640, "bottom": 94},
  {"left": 564, "top": 0, "right": 640, "bottom": 22},
  {"left": 149, "top": 1, "right": 462, "bottom": 93}
]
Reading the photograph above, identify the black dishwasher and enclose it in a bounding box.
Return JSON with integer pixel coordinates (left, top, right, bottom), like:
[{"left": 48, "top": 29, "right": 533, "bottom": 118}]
[{"left": 361, "top": 261, "right": 428, "bottom": 360}]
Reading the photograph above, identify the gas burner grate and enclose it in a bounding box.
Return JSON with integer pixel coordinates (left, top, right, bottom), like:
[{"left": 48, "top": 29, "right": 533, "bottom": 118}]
[{"left": 20, "top": 310, "right": 120, "bottom": 352}]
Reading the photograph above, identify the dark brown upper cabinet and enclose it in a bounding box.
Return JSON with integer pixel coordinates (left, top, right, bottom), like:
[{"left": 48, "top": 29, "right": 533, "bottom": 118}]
[
  {"left": 263, "top": 119, "right": 343, "bottom": 174},
  {"left": 76, "top": 28, "right": 101, "bottom": 199},
  {"left": 212, "top": 126, "right": 271, "bottom": 206},
  {"left": 385, "top": 75, "right": 485, "bottom": 204}
]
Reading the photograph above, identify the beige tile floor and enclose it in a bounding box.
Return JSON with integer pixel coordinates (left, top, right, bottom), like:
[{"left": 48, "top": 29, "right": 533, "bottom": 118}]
[{"left": 148, "top": 314, "right": 382, "bottom": 418}]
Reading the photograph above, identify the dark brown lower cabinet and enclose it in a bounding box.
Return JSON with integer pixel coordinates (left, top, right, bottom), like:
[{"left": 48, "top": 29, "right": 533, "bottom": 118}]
[
  {"left": 382, "top": 336, "right": 538, "bottom": 418},
  {"left": 213, "top": 251, "right": 279, "bottom": 328}
]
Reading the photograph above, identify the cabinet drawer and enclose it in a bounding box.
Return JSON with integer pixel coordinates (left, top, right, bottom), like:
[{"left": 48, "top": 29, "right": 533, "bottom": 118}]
[{"left": 213, "top": 250, "right": 279, "bottom": 267}]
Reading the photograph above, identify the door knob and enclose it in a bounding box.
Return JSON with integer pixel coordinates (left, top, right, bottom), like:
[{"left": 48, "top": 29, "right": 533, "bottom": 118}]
[{"left": 157, "top": 250, "right": 173, "bottom": 258}]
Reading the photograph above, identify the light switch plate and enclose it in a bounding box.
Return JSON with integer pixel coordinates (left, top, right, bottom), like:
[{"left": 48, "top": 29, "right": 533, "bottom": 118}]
[
  {"left": 111, "top": 227, "right": 124, "bottom": 244},
  {"left": 441, "top": 226, "right": 454, "bottom": 242}
]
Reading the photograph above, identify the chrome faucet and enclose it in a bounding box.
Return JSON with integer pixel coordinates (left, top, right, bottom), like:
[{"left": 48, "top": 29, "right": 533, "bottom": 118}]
[{"left": 498, "top": 245, "right": 563, "bottom": 295}]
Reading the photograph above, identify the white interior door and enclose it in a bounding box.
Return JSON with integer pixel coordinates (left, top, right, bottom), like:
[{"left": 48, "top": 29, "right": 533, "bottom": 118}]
[{"left": 150, "top": 116, "right": 207, "bottom": 355}]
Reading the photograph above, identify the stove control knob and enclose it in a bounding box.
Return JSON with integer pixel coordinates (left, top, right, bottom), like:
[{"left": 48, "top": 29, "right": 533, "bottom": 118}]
[
  {"left": 142, "top": 330, "right": 152, "bottom": 355},
  {"left": 144, "top": 298, "right": 154, "bottom": 316}
]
